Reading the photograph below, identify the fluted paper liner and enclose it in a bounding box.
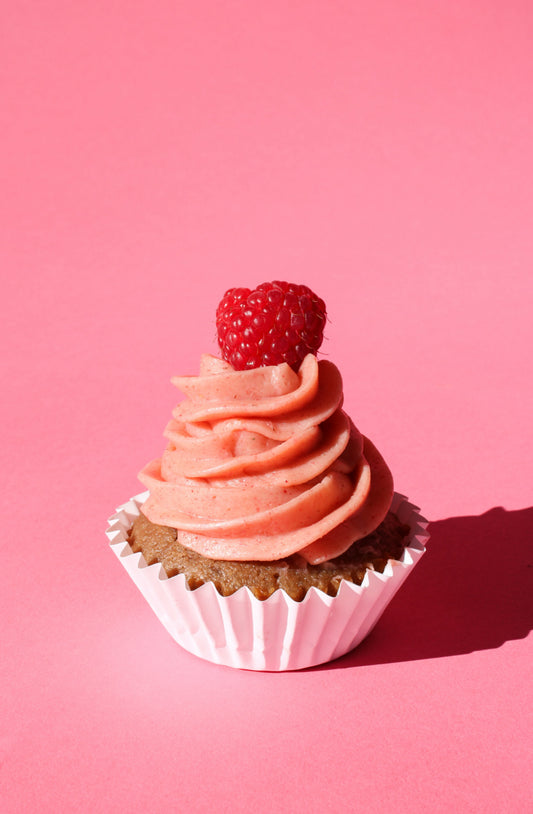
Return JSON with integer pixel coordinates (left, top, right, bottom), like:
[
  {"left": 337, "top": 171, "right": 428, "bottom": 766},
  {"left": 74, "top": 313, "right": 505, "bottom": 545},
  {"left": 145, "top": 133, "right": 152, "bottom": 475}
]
[{"left": 106, "top": 492, "right": 428, "bottom": 671}]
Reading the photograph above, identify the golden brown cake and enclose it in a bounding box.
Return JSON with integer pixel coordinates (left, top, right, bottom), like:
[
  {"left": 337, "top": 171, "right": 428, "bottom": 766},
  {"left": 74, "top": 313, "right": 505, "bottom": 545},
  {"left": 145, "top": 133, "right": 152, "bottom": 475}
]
[{"left": 129, "top": 509, "right": 410, "bottom": 601}]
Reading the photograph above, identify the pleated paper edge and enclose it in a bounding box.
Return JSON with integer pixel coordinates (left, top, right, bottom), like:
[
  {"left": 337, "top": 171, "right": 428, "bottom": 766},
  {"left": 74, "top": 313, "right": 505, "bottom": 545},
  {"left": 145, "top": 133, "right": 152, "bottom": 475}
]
[{"left": 106, "top": 491, "right": 429, "bottom": 671}]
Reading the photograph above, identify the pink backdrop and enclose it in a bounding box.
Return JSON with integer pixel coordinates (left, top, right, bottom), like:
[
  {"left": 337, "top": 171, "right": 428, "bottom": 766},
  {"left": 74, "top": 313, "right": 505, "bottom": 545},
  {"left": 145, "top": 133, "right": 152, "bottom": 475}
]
[{"left": 2, "top": 1, "right": 532, "bottom": 811}]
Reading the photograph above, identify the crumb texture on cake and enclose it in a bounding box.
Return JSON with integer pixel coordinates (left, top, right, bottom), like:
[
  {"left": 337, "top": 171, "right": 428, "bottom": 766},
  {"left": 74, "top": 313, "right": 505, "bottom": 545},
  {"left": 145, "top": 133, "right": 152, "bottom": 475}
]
[{"left": 128, "top": 510, "right": 410, "bottom": 601}]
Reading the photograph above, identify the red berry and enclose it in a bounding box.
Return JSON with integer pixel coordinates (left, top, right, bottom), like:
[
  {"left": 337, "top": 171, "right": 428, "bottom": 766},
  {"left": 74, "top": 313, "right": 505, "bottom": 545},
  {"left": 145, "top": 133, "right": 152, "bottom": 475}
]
[{"left": 216, "top": 281, "right": 326, "bottom": 371}]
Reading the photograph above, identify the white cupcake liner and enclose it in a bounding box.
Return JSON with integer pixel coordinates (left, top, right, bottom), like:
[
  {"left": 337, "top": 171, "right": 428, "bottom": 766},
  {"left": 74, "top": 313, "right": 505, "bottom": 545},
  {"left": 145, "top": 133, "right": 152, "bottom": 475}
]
[{"left": 106, "top": 492, "right": 429, "bottom": 671}]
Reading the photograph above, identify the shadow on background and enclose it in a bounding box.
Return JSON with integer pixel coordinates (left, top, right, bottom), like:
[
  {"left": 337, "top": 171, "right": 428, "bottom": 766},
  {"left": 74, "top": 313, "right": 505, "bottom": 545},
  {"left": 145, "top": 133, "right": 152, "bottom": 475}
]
[{"left": 325, "top": 505, "right": 533, "bottom": 669}]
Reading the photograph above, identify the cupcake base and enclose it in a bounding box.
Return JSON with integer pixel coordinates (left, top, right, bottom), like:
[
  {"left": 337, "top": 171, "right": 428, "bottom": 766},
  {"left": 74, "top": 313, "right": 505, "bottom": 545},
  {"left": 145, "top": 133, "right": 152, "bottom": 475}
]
[
  {"left": 128, "top": 509, "right": 411, "bottom": 600},
  {"left": 106, "top": 492, "right": 428, "bottom": 671}
]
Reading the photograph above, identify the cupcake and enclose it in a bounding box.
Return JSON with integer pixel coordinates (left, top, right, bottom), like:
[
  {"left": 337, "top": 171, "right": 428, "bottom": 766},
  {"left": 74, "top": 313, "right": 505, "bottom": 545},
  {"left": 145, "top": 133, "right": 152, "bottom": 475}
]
[{"left": 107, "top": 281, "right": 428, "bottom": 670}]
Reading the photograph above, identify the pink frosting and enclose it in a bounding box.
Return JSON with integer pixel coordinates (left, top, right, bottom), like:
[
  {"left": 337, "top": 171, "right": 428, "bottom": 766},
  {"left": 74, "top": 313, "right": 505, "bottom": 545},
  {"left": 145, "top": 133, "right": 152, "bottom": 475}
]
[{"left": 138, "top": 354, "right": 393, "bottom": 564}]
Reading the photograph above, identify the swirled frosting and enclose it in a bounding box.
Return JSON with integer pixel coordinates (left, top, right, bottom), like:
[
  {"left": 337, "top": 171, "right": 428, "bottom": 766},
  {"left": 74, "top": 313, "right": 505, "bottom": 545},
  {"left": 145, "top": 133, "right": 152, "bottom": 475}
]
[{"left": 138, "top": 353, "right": 393, "bottom": 565}]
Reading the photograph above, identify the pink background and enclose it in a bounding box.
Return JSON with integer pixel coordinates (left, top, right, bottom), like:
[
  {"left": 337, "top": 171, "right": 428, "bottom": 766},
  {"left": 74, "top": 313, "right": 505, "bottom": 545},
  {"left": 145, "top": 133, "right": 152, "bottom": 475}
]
[{"left": 2, "top": 1, "right": 532, "bottom": 811}]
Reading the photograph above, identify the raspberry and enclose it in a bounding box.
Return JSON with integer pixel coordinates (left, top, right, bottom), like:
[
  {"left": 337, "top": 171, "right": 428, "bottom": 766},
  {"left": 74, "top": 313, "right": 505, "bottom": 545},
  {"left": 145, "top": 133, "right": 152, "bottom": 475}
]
[{"left": 216, "top": 281, "right": 327, "bottom": 371}]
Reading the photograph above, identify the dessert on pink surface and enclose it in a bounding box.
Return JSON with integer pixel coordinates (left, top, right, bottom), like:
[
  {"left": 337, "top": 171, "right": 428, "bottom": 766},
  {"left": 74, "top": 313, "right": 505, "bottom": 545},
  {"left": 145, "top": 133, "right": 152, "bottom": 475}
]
[
  {"left": 109, "top": 281, "right": 427, "bottom": 670},
  {"left": 139, "top": 343, "right": 393, "bottom": 564}
]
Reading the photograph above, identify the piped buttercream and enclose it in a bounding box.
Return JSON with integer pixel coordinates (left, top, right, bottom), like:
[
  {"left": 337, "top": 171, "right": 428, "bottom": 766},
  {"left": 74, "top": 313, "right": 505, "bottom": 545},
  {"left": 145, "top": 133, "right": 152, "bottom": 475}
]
[{"left": 139, "top": 354, "right": 393, "bottom": 564}]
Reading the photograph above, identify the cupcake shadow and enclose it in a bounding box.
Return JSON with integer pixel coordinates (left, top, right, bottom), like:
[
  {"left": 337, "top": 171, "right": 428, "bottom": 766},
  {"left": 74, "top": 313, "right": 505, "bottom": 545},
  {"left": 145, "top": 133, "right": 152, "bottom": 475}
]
[{"left": 321, "top": 505, "right": 533, "bottom": 669}]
